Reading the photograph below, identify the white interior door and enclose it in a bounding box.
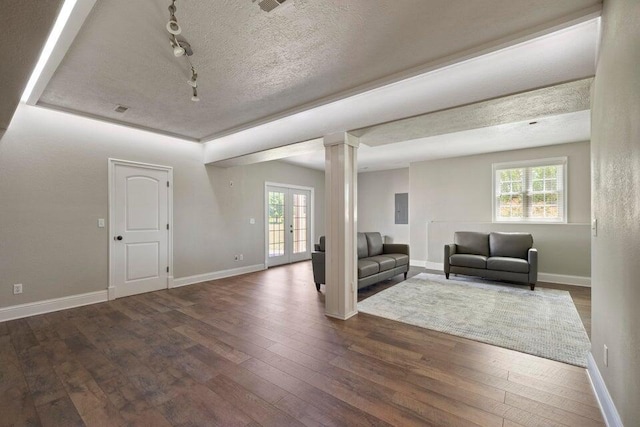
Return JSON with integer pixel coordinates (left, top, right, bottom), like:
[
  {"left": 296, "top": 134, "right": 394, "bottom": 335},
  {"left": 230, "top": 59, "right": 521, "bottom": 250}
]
[
  {"left": 266, "top": 185, "right": 312, "bottom": 267},
  {"left": 111, "top": 162, "right": 171, "bottom": 298}
]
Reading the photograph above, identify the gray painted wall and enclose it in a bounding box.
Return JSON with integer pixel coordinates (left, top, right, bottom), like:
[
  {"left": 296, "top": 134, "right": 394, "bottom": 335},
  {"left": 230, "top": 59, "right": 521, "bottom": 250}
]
[
  {"left": 591, "top": 0, "right": 640, "bottom": 424},
  {"left": 357, "top": 169, "right": 410, "bottom": 243},
  {"left": 409, "top": 141, "right": 591, "bottom": 277},
  {"left": 0, "top": 105, "right": 324, "bottom": 308}
]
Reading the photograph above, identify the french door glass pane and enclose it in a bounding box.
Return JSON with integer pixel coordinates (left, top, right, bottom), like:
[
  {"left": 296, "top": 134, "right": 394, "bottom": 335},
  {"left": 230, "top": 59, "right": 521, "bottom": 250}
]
[
  {"left": 293, "top": 194, "right": 307, "bottom": 254},
  {"left": 268, "top": 191, "right": 285, "bottom": 257}
]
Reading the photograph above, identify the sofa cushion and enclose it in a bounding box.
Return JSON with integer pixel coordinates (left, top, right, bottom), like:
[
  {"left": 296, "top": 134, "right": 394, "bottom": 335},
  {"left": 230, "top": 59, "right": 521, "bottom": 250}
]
[
  {"left": 383, "top": 253, "right": 409, "bottom": 267},
  {"left": 454, "top": 232, "right": 490, "bottom": 256},
  {"left": 358, "top": 259, "right": 379, "bottom": 278},
  {"left": 487, "top": 256, "right": 529, "bottom": 273},
  {"left": 365, "top": 232, "right": 384, "bottom": 256},
  {"left": 489, "top": 232, "right": 533, "bottom": 259},
  {"left": 367, "top": 255, "right": 396, "bottom": 272},
  {"left": 449, "top": 254, "right": 487, "bottom": 269},
  {"left": 357, "top": 233, "right": 369, "bottom": 259}
]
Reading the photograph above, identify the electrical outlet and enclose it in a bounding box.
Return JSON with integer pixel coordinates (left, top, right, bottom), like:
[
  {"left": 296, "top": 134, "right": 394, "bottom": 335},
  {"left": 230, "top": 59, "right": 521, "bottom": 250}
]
[
  {"left": 604, "top": 344, "right": 608, "bottom": 367},
  {"left": 239, "top": 254, "right": 244, "bottom": 261},
  {"left": 13, "top": 284, "right": 23, "bottom": 295}
]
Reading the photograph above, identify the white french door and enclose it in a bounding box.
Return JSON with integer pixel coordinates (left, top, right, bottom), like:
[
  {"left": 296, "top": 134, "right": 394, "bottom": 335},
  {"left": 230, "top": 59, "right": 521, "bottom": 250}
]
[
  {"left": 266, "top": 184, "right": 313, "bottom": 267},
  {"left": 109, "top": 160, "right": 172, "bottom": 299}
]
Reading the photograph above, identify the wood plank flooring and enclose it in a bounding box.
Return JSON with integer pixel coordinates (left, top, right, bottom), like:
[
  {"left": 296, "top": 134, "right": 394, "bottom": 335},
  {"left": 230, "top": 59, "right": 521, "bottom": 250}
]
[{"left": 1, "top": 262, "right": 601, "bottom": 426}]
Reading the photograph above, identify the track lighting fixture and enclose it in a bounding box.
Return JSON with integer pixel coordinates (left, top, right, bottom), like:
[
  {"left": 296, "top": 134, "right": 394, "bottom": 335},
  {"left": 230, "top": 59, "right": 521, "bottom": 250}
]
[
  {"left": 167, "top": 0, "right": 201, "bottom": 102},
  {"left": 172, "top": 41, "right": 185, "bottom": 57}
]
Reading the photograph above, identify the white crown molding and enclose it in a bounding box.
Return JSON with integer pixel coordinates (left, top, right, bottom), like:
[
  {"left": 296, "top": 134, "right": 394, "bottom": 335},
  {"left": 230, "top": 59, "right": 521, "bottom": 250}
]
[
  {"left": 171, "top": 264, "right": 266, "bottom": 288},
  {"left": 0, "top": 290, "right": 108, "bottom": 323},
  {"left": 587, "top": 353, "right": 623, "bottom": 427}
]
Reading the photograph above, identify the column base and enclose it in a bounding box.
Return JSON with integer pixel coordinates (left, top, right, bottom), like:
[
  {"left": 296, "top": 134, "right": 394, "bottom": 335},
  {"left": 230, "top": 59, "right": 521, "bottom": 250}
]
[{"left": 325, "top": 310, "right": 358, "bottom": 321}]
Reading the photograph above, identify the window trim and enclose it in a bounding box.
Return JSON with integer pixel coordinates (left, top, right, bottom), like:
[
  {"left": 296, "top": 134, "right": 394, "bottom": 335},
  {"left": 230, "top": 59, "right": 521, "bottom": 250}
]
[{"left": 492, "top": 157, "right": 568, "bottom": 224}]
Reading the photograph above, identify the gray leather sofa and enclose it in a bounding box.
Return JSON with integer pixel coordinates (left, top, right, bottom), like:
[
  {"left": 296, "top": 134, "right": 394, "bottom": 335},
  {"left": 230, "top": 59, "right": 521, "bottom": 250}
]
[
  {"left": 312, "top": 232, "right": 410, "bottom": 291},
  {"left": 444, "top": 231, "right": 538, "bottom": 290}
]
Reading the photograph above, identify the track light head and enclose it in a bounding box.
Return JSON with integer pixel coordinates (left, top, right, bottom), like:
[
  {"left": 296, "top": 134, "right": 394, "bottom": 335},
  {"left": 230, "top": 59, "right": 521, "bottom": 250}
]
[{"left": 173, "top": 44, "right": 185, "bottom": 57}]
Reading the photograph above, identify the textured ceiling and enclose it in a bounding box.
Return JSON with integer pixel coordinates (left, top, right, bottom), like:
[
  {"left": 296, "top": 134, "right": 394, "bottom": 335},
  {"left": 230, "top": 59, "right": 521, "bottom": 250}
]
[
  {"left": 38, "top": 0, "right": 600, "bottom": 141},
  {"left": 0, "top": 0, "right": 62, "bottom": 133}
]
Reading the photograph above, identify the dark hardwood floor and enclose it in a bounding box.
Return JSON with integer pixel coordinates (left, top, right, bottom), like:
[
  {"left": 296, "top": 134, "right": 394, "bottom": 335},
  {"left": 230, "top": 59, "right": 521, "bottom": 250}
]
[{"left": 1, "top": 261, "right": 601, "bottom": 426}]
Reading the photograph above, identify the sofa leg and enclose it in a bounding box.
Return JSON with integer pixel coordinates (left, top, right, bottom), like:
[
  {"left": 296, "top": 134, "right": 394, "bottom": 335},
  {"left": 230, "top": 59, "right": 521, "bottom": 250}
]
[
  {"left": 445, "top": 273, "right": 449, "bottom": 279},
  {"left": 315, "top": 283, "right": 321, "bottom": 292},
  {"left": 530, "top": 283, "right": 535, "bottom": 291},
  {"left": 404, "top": 272, "right": 408, "bottom": 280}
]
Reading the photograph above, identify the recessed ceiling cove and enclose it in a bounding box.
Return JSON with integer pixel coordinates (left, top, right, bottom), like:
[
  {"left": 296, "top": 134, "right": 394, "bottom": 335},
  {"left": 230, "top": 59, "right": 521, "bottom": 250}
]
[{"left": 38, "top": 0, "right": 600, "bottom": 141}]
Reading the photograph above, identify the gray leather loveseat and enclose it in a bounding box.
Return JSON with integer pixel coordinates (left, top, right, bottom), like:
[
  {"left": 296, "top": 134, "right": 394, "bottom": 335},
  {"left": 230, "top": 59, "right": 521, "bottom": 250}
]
[
  {"left": 312, "top": 232, "right": 410, "bottom": 291},
  {"left": 444, "top": 231, "right": 538, "bottom": 290}
]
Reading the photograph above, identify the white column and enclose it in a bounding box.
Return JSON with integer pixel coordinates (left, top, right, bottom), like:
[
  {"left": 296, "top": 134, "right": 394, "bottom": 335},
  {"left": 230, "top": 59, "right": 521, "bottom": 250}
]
[{"left": 323, "top": 132, "right": 359, "bottom": 320}]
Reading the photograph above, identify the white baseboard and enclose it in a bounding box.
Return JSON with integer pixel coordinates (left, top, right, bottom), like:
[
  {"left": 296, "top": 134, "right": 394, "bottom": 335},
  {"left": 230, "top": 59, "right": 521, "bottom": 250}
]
[
  {"left": 0, "top": 290, "right": 108, "bottom": 323},
  {"left": 0, "top": 265, "right": 266, "bottom": 323},
  {"left": 410, "top": 259, "right": 426, "bottom": 268},
  {"left": 171, "top": 264, "right": 266, "bottom": 288},
  {"left": 587, "top": 353, "right": 623, "bottom": 427},
  {"left": 537, "top": 272, "right": 591, "bottom": 287},
  {"left": 409, "top": 260, "right": 591, "bottom": 287}
]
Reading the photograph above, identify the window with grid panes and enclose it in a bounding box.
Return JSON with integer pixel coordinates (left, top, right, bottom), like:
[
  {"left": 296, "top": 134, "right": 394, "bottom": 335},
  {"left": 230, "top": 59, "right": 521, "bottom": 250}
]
[{"left": 493, "top": 157, "right": 567, "bottom": 223}]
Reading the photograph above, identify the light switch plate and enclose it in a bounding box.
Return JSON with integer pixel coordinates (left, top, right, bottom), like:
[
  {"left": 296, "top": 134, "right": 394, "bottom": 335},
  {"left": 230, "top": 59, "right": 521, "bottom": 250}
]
[
  {"left": 250, "top": 218, "right": 255, "bottom": 224},
  {"left": 592, "top": 218, "right": 597, "bottom": 237},
  {"left": 98, "top": 218, "right": 105, "bottom": 228}
]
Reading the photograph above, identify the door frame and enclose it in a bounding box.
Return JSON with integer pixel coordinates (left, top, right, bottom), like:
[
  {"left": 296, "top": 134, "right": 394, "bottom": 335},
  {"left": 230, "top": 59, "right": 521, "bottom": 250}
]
[
  {"left": 108, "top": 158, "right": 174, "bottom": 300},
  {"left": 264, "top": 182, "right": 314, "bottom": 268}
]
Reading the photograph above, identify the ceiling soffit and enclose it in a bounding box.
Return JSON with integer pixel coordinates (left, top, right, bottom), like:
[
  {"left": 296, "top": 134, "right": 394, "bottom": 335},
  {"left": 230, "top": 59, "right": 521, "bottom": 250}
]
[{"left": 0, "top": 0, "right": 62, "bottom": 132}]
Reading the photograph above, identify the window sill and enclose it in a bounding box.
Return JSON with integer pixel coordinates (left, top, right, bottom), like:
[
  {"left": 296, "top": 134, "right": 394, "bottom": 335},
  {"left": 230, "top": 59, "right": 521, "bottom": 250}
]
[{"left": 492, "top": 220, "right": 568, "bottom": 225}]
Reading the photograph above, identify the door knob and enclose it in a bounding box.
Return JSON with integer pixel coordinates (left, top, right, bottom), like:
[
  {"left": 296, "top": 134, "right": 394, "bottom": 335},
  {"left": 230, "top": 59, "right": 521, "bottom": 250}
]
[{"left": 115, "top": 235, "right": 123, "bottom": 241}]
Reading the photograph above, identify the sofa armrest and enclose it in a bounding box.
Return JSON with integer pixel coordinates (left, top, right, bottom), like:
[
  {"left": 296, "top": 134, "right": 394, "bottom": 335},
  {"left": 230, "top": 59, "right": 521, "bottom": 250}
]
[
  {"left": 311, "top": 251, "right": 326, "bottom": 286},
  {"left": 383, "top": 243, "right": 409, "bottom": 257},
  {"left": 528, "top": 248, "right": 538, "bottom": 284},
  {"left": 444, "top": 244, "right": 457, "bottom": 274}
]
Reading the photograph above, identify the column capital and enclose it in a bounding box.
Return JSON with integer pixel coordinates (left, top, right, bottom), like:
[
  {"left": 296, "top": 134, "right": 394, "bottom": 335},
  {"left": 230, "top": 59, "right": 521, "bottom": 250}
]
[{"left": 323, "top": 132, "right": 360, "bottom": 148}]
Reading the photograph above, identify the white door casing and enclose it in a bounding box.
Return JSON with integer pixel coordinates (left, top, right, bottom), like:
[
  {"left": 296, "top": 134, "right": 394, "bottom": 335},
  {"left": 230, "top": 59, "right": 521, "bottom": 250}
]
[
  {"left": 265, "top": 183, "right": 313, "bottom": 267},
  {"left": 109, "top": 159, "right": 173, "bottom": 299}
]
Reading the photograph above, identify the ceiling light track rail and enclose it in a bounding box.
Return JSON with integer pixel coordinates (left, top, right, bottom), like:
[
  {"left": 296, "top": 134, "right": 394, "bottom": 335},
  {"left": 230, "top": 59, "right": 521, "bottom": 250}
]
[{"left": 167, "top": 0, "right": 200, "bottom": 102}]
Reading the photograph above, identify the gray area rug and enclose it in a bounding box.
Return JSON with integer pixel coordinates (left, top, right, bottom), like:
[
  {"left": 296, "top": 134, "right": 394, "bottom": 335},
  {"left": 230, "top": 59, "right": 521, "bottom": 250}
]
[{"left": 358, "top": 273, "right": 591, "bottom": 367}]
